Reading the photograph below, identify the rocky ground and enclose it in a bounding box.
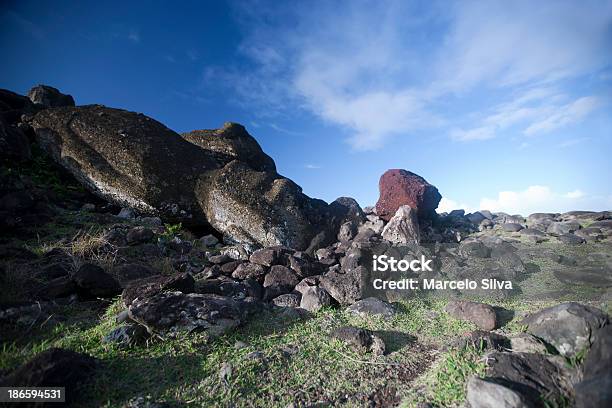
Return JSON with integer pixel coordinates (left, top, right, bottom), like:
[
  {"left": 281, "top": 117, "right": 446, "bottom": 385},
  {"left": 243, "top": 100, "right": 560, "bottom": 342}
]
[{"left": 1, "top": 85, "right": 611, "bottom": 407}]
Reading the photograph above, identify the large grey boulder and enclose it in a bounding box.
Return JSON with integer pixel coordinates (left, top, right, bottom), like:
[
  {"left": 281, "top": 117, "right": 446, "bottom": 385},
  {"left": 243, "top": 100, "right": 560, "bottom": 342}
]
[
  {"left": 522, "top": 302, "right": 609, "bottom": 356},
  {"left": 467, "top": 377, "right": 530, "bottom": 408},
  {"left": 485, "top": 352, "right": 572, "bottom": 407},
  {"left": 381, "top": 205, "right": 420, "bottom": 245}
]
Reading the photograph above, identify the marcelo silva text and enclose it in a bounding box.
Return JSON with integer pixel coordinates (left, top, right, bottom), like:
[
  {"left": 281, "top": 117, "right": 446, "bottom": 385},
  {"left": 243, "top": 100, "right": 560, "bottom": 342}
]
[{"left": 372, "top": 278, "right": 513, "bottom": 290}]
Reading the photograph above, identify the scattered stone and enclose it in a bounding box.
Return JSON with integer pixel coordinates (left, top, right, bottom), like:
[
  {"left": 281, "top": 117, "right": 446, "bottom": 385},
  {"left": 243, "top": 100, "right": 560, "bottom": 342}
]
[
  {"left": 557, "top": 233, "right": 585, "bottom": 245},
  {"left": 347, "top": 298, "right": 396, "bottom": 318},
  {"left": 37, "top": 275, "right": 77, "bottom": 299},
  {"left": 219, "top": 260, "right": 244, "bottom": 275},
  {"left": 40, "top": 263, "right": 71, "bottom": 280},
  {"left": 114, "top": 263, "right": 156, "bottom": 285},
  {"left": 250, "top": 247, "right": 286, "bottom": 267},
  {"left": 502, "top": 223, "right": 524, "bottom": 232},
  {"left": 547, "top": 221, "right": 581, "bottom": 235},
  {"left": 381, "top": 205, "right": 420, "bottom": 245},
  {"left": 553, "top": 267, "right": 612, "bottom": 288},
  {"left": 103, "top": 324, "right": 149, "bottom": 347},
  {"left": 0, "top": 348, "right": 97, "bottom": 402},
  {"left": 208, "top": 254, "right": 231, "bottom": 264},
  {"left": 122, "top": 273, "right": 195, "bottom": 307},
  {"left": 330, "top": 326, "right": 385, "bottom": 355},
  {"left": 575, "top": 325, "right": 612, "bottom": 408},
  {"left": 128, "top": 291, "right": 245, "bottom": 336},
  {"left": 232, "top": 262, "right": 268, "bottom": 282},
  {"left": 375, "top": 169, "right": 441, "bottom": 221},
  {"left": 522, "top": 302, "right": 609, "bottom": 356},
  {"left": 263, "top": 265, "right": 299, "bottom": 300},
  {"left": 319, "top": 265, "right": 365, "bottom": 305},
  {"left": 509, "top": 333, "right": 548, "bottom": 354},
  {"left": 272, "top": 293, "right": 301, "bottom": 308},
  {"left": 467, "top": 376, "right": 529, "bottom": 408},
  {"left": 73, "top": 263, "right": 121, "bottom": 298},
  {"left": 445, "top": 300, "right": 498, "bottom": 330},
  {"left": 117, "top": 207, "right": 136, "bottom": 219},
  {"left": 485, "top": 352, "right": 572, "bottom": 407},
  {"left": 450, "top": 330, "right": 509, "bottom": 351},
  {"left": 200, "top": 234, "right": 219, "bottom": 247},
  {"left": 458, "top": 241, "right": 491, "bottom": 258},
  {"left": 466, "top": 212, "right": 487, "bottom": 224},
  {"left": 299, "top": 286, "right": 332, "bottom": 312},
  {"left": 337, "top": 221, "right": 357, "bottom": 242},
  {"left": 126, "top": 227, "right": 154, "bottom": 245}
]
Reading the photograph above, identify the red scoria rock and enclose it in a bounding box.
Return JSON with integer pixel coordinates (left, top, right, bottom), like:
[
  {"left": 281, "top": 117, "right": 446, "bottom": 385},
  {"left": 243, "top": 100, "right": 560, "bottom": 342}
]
[{"left": 375, "top": 169, "right": 441, "bottom": 221}]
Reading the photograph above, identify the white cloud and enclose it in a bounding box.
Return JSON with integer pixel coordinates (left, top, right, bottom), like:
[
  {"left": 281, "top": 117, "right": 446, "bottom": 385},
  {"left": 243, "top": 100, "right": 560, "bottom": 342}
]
[
  {"left": 437, "top": 197, "right": 473, "bottom": 214},
  {"left": 209, "top": 0, "right": 611, "bottom": 149},
  {"left": 450, "top": 126, "right": 495, "bottom": 142},
  {"left": 524, "top": 96, "right": 600, "bottom": 135},
  {"left": 478, "top": 185, "right": 608, "bottom": 214},
  {"left": 304, "top": 164, "right": 321, "bottom": 170},
  {"left": 565, "top": 189, "right": 585, "bottom": 199},
  {"left": 128, "top": 29, "right": 140, "bottom": 43}
]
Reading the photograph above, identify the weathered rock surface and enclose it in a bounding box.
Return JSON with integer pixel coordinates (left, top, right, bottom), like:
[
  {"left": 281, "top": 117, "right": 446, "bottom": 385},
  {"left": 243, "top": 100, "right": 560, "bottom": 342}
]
[
  {"left": 122, "top": 273, "right": 195, "bottom": 306},
  {"left": 347, "top": 297, "right": 396, "bottom": 318},
  {"left": 320, "top": 265, "right": 365, "bottom": 305},
  {"left": 485, "top": 352, "right": 572, "bottom": 407},
  {"left": 28, "top": 105, "right": 333, "bottom": 249},
  {"left": 128, "top": 291, "right": 246, "bottom": 336},
  {"left": 522, "top": 302, "right": 608, "bottom": 356},
  {"left": 0, "top": 348, "right": 97, "bottom": 401},
  {"left": 299, "top": 286, "right": 332, "bottom": 312},
  {"left": 27, "top": 84, "right": 75, "bottom": 107},
  {"left": 381, "top": 205, "right": 420, "bottom": 245},
  {"left": 445, "top": 300, "right": 498, "bottom": 331},
  {"left": 375, "top": 169, "right": 441, "bottom": 221},
  {"left": 73, "top": 263, "right": 121, "bottom": 298},
  {"left": 330, "top": 326, "right": 385, "bottom": 355},
  {"left": 182, "top": 123, "right": 275, "bottom": 172},
  {"left": 467, "top": 376, "right": 530, "bottom": 408},
  {"left": 575, "top": 324, "right": 612, "bottom": 408}
]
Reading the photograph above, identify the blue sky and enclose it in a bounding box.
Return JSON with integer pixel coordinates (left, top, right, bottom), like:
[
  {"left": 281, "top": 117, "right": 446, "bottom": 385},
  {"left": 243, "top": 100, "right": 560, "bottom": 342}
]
[{"left": 2, "top": 0, "right": 611, "bottom": 214}]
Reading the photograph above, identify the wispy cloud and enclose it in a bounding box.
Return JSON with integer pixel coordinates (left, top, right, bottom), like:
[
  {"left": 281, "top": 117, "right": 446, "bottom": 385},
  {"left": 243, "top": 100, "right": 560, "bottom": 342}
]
[
  {"left": 127, "top": 29, "right": 140, "bottom": 43},
  {"left": 524, "top": 96, "right": 600, "bottom": 136},
  {"left": 4, "top": 11, "right": 44, "bottom": 40},
  {"left": 304, "top": 164, "right": 322, "bottom": 170},
  {"left": 205, "top": 0, "right": 611, "bottom": 150}
]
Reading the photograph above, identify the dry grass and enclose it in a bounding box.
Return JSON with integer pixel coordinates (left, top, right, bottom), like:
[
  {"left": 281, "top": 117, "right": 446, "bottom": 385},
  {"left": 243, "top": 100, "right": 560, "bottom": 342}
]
[{"left": 150, "top": 256, "right": 176, "bottom": 276}]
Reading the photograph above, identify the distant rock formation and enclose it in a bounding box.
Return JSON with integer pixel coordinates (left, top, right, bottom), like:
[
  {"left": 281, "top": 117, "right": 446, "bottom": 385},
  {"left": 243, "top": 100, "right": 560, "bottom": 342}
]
[{"left": 375, "top": 169, "right": 441, "bottom": 221}]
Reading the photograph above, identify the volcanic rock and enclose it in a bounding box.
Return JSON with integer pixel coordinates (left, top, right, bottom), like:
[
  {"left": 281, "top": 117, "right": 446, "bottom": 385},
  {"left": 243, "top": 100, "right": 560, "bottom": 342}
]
[
  {"left": 522, "top": 302, "right": 608, "bottom": 356},
  {"left": 375, "top": 169, "right": 441, "bottom": 221},
  {"left": 27, "top": 84, "right": 75, "bottom": 107},
  {"left": 381, "top": 205, "right": 420, "bottom": 245}
]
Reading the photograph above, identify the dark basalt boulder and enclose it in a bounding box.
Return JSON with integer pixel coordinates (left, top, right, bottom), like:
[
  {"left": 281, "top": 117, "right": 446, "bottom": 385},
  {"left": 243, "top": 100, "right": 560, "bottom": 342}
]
[
  {"left": 28, "top": 105, "right": 333, "bottom": 250},
  {"left": 522, "top": 302, "right": 608, "bottom": 356},
  {"left": 0, "top": 348, "right": 98, "bottom": 402},
  {"left": 27, "top": 84, "right": 75, "bottom": 107},
  {"left": 182, "top": 122, "right": 276, "bottom": 172},
  {"left": 199, "top": 159, "right": 329, "bottom": 249},
  {"left": 128, "top": 291, "right": 246, "bottom": 336},
  {"left": 375, "top": 169, "right": 441, "bottom": 221},
  {"left": 484, "top": 352, "right": 572, "bottom": 408},
  {"left": 0, "top": 116, "right": 31, "bottom": 161},
  {"left": 122, "top": 272, "right": 195, "bottom": 307}
]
